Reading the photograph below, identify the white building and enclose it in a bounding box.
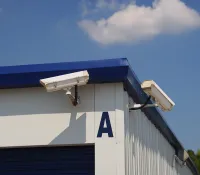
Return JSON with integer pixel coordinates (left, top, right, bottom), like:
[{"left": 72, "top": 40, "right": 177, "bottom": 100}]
[{"left": 0, "top": 58, "right": 198, "bottom": 175}]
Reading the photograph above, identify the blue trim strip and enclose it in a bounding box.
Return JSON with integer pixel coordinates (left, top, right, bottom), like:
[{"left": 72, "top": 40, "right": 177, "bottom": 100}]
[
  {"left": 0, "top": 58, "right": 128, "bottom": 74},
  {"left": 0, "top": 58, "right": 128, "bottom": 89},
  {"left": 0, "top": 58, "right": 198, "bottom": 174}
]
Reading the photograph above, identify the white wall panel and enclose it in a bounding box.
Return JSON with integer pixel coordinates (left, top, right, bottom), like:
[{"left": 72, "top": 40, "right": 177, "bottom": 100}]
[
  {"left": 94, "top": 83, "right": 117, "bottom": 175},
  {"left": 179, "top": 165, "right": 194, "bottom": 175},
  {"left": 0, "top": 85, "right": 95, "bottom": 147},
  {"left": 124, "top": 92, "right": 193, "bottom": 175},
  {"left": 0, "top": 83, "right": 126, "bottom": 175},
  {"left": 94, "top": 83, "right": 125, "bottom": 175}
]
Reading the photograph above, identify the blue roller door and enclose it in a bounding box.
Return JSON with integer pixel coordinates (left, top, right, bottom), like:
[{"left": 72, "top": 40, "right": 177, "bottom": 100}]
[{"left": 0, "top": 145, "right": 94, "bottom": 175}]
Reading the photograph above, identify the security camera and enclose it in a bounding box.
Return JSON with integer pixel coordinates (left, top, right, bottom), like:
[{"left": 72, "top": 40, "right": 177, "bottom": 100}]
[
  {"left": 182, "top": 150, "right": 189, "bottom": 162},
  {"left": 40, "top": 70, "right": 89, "bottom": 106},
  {"left": 173, "top": 150, "right": 189, "bottom": 167},
  {"left": 141, "top": 80, "right": 175, "bottom": 111},
  {"left": 40, "top": 70, "right": 89, "bottom": 92}
]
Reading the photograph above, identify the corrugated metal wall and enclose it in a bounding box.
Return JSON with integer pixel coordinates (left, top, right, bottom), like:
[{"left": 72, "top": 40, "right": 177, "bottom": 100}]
[{"left": 124, "top": 92, "right": 193, "bottom": 175}]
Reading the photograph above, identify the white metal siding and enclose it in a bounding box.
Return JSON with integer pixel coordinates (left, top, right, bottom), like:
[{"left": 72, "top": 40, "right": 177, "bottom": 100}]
[
  {"left": 0, "top": 82, "right": 194, "bottom": 175},
  {"left": 94, "top": 83, "right": 125, "bottom": 175},
  {"left": 124, "top": 92, "right": 193, "bottom": 175},
  {"left": 0, "top": 83, "right": 126, "bottom": 175},
  {"left": 0, "top": 85, "right": 95, "bottom": 146},
  {"left": 179, "top": 165, "right": 194, "bottom": 175}
]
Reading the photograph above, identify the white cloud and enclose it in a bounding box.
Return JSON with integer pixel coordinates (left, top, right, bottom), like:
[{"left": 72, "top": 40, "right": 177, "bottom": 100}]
[
  {"left": 79, "top": 0, "right": 129, "bottom": 17},
  {"left": 78, "top": 0, "right": 200, "bottom": 45},
  {"left": 95, "top": 0, "right": 123, "bottom": 10}
]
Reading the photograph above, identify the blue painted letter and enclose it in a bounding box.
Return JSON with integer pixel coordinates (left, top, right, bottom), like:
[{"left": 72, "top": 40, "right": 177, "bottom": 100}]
[{"left": 97, "top": 112, "right": 113, "bottom": 138}]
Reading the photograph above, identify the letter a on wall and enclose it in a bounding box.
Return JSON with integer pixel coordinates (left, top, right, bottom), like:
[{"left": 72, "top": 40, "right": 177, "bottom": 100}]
[{"left": 97, "top": 112, "right": 113, "bottom": 138}]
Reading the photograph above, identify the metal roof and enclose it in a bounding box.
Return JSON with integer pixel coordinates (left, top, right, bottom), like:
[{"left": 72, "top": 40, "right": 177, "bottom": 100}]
[{"left": 0, "top": 58, "right": 198, "bottom": 175}]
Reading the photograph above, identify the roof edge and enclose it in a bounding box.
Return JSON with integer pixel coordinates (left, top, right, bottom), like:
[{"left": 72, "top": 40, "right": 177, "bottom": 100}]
[
  {"left": 0, "top": 58, "right": 129, "bottom": 89},
  {"left": 0, "top": 58, "right": 129, "bottom": 75}
]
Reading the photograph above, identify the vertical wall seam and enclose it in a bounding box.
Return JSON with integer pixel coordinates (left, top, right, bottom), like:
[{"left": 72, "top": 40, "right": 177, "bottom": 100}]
[{"left": 94, "top": 84, "right": 96, "bottom": 142}]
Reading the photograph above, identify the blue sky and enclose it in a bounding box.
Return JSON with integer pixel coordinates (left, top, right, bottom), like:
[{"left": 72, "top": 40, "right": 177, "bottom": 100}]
[{"left": 0, "top": 0, "right": 200, "bottom": 151}]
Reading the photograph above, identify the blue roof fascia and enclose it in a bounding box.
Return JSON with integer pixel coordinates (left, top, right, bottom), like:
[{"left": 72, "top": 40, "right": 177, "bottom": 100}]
[
  {"left": 0, "top": 58, "right": 128, "bottom": 75},
  {"left": 0, "top": 58, "right": 198, "bottom": 174},
  {"left": 0, "top": 58, "right": 129, "bottom": 89}
]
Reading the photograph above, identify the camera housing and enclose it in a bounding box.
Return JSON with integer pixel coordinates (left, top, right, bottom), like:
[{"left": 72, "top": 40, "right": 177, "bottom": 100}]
[
  {"left": 40, "top": 70, "right": 89, "bottom": 92},
  {"left": 141, "top": 80, "right": 175, "bottom": 111}
]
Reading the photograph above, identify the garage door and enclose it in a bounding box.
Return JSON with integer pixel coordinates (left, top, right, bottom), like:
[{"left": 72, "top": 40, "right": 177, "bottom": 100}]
[{"left": 0, "top": 145, "right": 94, "bottom": 175}]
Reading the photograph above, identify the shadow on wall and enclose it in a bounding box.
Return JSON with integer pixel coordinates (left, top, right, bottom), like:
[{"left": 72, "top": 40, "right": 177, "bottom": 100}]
[
  {"left": 129, "top": 109, "right": 174, "bottom": 168},
  {"left": 49, "top": 112, "right": 87, "bottom": 145}
]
